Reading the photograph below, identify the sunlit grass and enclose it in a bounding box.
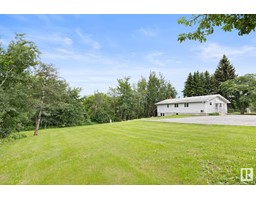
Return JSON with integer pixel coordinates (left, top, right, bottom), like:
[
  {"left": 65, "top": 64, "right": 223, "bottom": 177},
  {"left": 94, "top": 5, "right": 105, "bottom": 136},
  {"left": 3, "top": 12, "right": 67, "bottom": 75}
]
[{"left": 0, "top": 121, "right": 255, "bottom": 184}]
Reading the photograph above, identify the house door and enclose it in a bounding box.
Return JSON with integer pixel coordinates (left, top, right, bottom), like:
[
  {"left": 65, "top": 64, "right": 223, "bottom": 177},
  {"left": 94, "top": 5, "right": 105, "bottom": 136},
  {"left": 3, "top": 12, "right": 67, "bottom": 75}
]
[{"left": 215, "top": 103, "right": 224, "bottom": 113}]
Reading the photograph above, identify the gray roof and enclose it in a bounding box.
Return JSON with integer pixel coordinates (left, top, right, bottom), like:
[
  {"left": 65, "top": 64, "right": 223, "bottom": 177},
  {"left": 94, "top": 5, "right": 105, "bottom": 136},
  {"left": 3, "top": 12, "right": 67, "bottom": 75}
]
[{"left": 155, "top": 94, "right": 230, "bottom": 105}]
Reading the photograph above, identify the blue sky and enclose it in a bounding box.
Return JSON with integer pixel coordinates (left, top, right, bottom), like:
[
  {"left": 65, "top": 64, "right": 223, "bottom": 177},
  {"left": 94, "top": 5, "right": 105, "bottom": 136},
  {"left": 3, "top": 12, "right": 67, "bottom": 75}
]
[{"left": 0, "top": 14, "right": 256, "bottom": 97}]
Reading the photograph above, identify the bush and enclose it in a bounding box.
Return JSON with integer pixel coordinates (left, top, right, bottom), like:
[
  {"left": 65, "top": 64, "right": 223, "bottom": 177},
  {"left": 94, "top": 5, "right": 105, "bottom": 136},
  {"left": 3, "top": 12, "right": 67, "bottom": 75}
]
[
  {"left": 0, "top": 132, "right": 27, "bottom": 144},
  {"left": 209, "top": 112, "right": 220, "bottom": 116}
]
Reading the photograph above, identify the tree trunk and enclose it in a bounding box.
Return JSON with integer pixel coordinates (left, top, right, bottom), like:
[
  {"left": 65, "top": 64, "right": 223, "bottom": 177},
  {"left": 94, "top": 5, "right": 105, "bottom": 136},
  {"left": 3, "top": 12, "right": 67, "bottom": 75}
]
[
  {"left": 34, "top": 109, "right": 42, "bottom": 136},
  {"left": 240, "top": 107, "right": 245, "bottom": 115}
]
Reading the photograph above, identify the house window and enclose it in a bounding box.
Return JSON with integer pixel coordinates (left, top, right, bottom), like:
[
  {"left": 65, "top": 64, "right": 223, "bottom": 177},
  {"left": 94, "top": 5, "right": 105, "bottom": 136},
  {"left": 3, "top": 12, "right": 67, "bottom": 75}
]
[
  {"left": 210, "top": 102, "right": 212, "bottom": 105},
  {"left": 175, "top": 103, "right": 179, "bottom": 108},
  {"left": 219, "top": 103, "right": 222, "bottom": 107},
  {"left": 184, "top": 103, "right": 189, "bottom": 107},
  {"left": 167, "top": 104, "right": 169, "bottom": 108}
]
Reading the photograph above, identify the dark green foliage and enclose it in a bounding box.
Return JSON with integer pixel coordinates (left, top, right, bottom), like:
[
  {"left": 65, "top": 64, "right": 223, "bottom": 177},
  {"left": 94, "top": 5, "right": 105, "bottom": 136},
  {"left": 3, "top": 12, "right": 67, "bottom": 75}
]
[
  {"left": 220, "top": 74, "right": 256, "bottom": 114},
  {"left": 214, "top": 55, "right": 237, "bottom": 95},
  {"left": 183, "top": 70, "right": 213, "bottom": 97},
  {"left": 134, "top": 77, "right": 148, "bottom": 118},
  {"left": 80, "top": 72, "right": 177, "bottom": 124},
  {"left": 83, "top": 92, "right": 115, "bottom": 123},
  {"left": 146, "top": 72, "right": 177, "bottom": 116},
  {"left": 116, "top": 77, "right": 134, "bottom": 120},
  {"left": 0, "top": 34, "right": 89, "bottom": 137},
  {"left": 183, "top": 72, "right": 194, "bottom": 97},
  {"left": 0, "top": 132, "right": 27, "bottom": 143},
  {"left": 209, "top": 112, "right": 220, "bottom": 116},
  {"left": 203, "top": 71, "right": 213, "bottom": 94},
  {"left": 178, "top": 14, "right": 256, "bottom": 42},
  {"left": 42, "top": 88, "right": 87, "bottom": 128},
  {"left": 0, "top": 34, "right": 177, "bottom": 137},
  {"left": 0, "top": 34, "right": 39, "bottom": 137},
  {"left": 183, "top": 55, "right": 237, "bottom": 99}
]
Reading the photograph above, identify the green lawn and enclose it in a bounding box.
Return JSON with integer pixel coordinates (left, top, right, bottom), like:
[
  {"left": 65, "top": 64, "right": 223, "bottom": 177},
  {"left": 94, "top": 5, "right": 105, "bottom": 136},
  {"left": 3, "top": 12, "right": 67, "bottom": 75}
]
[{"left": 0, "top": 120, "right": 256, "bottom": 185}]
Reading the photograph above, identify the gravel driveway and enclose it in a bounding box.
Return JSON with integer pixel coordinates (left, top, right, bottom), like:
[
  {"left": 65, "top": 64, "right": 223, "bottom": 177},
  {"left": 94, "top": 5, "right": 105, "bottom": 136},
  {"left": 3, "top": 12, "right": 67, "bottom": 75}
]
[{"left": 157, "top": 115, "right": 256, "bottom": 126}]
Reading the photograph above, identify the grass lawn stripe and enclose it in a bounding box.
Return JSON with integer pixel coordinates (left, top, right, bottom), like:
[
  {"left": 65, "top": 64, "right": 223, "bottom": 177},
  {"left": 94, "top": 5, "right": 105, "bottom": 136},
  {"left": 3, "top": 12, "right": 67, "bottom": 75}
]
[{"left": 0, "top": 120, "right": 255, "bottom": 184}]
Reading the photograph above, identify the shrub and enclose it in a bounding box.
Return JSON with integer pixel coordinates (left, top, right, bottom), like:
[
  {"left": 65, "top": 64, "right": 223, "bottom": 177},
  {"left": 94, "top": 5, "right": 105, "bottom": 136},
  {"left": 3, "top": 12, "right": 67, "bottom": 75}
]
[
  {"left": 0, "top": 132, "right": 27, "bottom": 144},
  {"left": 209, "top": 112, "right": 220, "bottom": 116}
]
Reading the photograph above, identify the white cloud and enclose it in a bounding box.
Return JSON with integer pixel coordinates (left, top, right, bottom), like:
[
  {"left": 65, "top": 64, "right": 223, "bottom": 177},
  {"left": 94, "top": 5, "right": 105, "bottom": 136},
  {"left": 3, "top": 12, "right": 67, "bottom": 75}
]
[
  {"left": 76, "top": 30, "right": 101, "bottom": 50},
  {"left": 30, "top": 33, "right": 73, "bottom": 47},
  {"left": 40, "top": 46, "right": 186, "bottom": 96},
  {"left": 138, "top": 27, "right": 158, "bottom": 37},
  {"left": 0, "top": 38, "right": 10, "bottom": 46},
  {"left": 63, "top": 37, "right": 73, "bottom": 46},
  {"left": 193, "top": 42, "right": 256, "bottom": 62},
  {"left": 144, "top": 51, "right": 177, "bottom": 66}
]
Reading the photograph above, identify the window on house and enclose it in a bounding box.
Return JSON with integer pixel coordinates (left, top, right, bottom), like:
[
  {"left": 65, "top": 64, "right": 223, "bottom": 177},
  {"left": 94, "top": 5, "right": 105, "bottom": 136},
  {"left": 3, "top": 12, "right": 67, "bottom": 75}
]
[
  {"left": 184, "top": 103, "right": 189, "bottom": 107},
  {"left": 167, "top": 104, "right": 169, "bottom": 108},
  {"left": 175, "top": 103, "right": 179, "bottom": 108},
  {"left": 210, "top": 102, "right": 212, "bottom": 105},
  {"left": 219, "top": 103, "right": 222, "bottom": 107}
]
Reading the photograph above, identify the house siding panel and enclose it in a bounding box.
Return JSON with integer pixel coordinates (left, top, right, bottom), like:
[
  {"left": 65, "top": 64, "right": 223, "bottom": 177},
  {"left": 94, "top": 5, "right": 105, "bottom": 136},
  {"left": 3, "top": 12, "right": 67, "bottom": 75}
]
[
  {"left": 156, "top": 96, "right": 229, "bottom": 116},
  {"left": 157, "top": 102, "right": 207, "bottom": 116}
]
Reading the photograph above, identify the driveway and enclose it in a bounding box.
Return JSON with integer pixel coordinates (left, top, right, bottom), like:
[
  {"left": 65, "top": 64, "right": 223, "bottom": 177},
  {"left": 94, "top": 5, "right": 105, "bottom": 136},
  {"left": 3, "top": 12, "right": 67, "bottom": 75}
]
[{"left": 156, "top": 115, "right": 256, "bottom": 126}]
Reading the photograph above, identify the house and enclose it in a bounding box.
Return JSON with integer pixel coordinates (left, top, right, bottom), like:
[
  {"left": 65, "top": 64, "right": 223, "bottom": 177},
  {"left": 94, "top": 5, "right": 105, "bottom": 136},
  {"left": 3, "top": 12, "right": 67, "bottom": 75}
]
[{"left": 155, "top": 94, "right": 230, "bottom": 116}]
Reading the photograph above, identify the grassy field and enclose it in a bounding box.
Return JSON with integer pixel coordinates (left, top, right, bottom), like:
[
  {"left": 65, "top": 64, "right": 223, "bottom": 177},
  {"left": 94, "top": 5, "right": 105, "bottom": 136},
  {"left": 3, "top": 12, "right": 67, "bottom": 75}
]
[{"left": 0, "top": 119, "right": 256, "bottom": 185}]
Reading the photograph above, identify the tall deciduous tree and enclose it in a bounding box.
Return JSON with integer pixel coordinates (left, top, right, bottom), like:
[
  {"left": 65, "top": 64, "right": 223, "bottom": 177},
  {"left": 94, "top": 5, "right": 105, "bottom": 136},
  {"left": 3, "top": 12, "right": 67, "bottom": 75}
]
[
  {"left": 146, "top": 71, "right": 177, "bottom": 117},
  {"left": 0, "top": 34, "right": 39, "bottom": 137},
  {"left": 116, "top": 77, "right": 134, "bottom": 120},
  {"left": 83, "top": 92, "right": 114, "bottom": 123},
  {"left": 46, "top": 87, "right": 87, "bottom": 128},
  {"left": 220, "top": 74, "right": 256, "bottom": 114},
  {"left": 146, "top": 72, "right": 160, "bottom": 117},
  {"left": 135, "top": 77, "right": 148, "bottom": 118},
  {"left": 178, "top": 14, "right": 256, "bottom": 42},
  {"left": 32, "top": 63, "right": 67, "bottom": 136}
]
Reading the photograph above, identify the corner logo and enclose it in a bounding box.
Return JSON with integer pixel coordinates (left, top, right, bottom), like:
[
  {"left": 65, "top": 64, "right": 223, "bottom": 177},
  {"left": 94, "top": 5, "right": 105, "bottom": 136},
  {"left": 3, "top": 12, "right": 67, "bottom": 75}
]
[{"left": 241, "top": 168, "right": 253, "bottom": 182}]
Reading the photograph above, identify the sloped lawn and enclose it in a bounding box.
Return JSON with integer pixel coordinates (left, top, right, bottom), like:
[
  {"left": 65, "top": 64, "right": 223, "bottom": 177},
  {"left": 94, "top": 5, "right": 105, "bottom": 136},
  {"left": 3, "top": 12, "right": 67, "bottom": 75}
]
[{"left": 0, "top": 120, "right": 255, "bottom": 184}]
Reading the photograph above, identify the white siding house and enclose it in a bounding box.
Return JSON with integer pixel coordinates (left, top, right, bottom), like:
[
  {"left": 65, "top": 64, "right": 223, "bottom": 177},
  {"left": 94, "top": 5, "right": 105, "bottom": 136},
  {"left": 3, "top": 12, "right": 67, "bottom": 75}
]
[{"left": 155, "top": 94, "right": 230, "bottom": 116}]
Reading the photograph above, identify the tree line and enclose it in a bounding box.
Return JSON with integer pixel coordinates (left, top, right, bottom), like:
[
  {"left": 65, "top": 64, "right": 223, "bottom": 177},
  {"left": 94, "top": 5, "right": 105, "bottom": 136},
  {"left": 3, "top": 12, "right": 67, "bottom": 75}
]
[
  {"left": 0, "top": 34, "right": 89, "bottom": 137},
  {"left": 1, "top": 34, "right": 255, "bottom": 138},
  {"left": 182, "top": 55, "right": 256, "bottom": 114},
  {"left": 0, "top": 34, "right": 176, "bottom": 138},
  {"left": 84, "top": 73, "right": 177, "bottom": 124}
]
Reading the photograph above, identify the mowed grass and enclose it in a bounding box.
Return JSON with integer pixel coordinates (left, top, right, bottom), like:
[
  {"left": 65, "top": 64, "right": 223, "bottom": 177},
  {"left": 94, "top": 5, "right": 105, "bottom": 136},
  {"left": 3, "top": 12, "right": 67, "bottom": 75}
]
[{"left": 0, "top": 120, "right": 256, "bottom": 185}]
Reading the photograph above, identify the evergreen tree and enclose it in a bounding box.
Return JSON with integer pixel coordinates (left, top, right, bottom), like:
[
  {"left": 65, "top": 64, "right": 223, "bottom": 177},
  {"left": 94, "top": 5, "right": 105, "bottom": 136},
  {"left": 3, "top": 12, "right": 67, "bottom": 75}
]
[
  {"left": 194, "top": 71, "right": 204, "bottom": 96},
  {"left": 213, "top": 54, "right": 237, "bottom": 93},
  {"left": 203, "top": 70, "right": 213, "bottom": 95},
  {"left": 183, "top": 70, "right": 214, "bottom": 97},
  {"left": 183, "top": 72, "right": 194, "bottom": 97}
]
